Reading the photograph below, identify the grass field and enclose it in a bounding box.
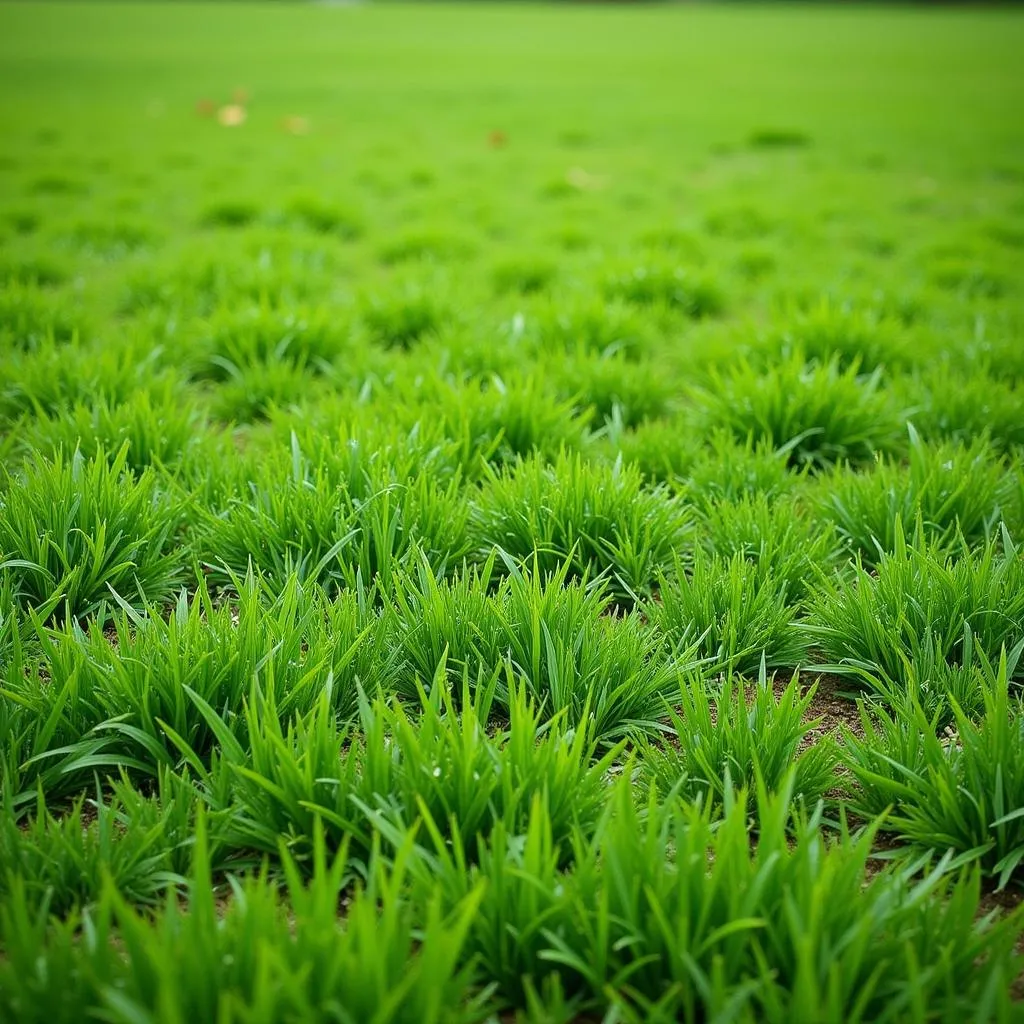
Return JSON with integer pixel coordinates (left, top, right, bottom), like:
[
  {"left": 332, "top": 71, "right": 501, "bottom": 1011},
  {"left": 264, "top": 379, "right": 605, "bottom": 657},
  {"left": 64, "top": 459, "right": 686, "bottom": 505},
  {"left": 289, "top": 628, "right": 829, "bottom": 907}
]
[{"left": 2, "top": 2, "right": 1024, "bottom": 1020}]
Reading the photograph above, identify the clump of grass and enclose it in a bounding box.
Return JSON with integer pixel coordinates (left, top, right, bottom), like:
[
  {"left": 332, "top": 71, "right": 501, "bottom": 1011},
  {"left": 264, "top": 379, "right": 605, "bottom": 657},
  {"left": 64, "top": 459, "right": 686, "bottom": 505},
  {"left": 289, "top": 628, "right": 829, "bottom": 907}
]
[
  {"left": 200, "top": 198, "right": 260, "bottom": 229},
  {"left": 683, "top": 430, "right": 802, "bottom": 503},
  {"left": 66, "top": 218, "right": 156, "bottom": 258},
  {"left": 690, "top": 353, "right": 903, "bottom": 470},
  {"left": 18, "top": 388, "right": 214, "bottom": 472},
  {"left": 0, "top": 336, "right": 170, "bottom": 428},
  {"left": 471, "top": 451, "right": 691, "bottom": 604},
  {"left": 285, "top": 192, "right": 364, "bottom": 239},
  {"left": 0, "top": 282, "right": 80, "bottom": 351},
  {"left": 807, "top": 521, "right": 1024, "bottom": 684},
  {"left": 531, "top": 297, "right": 653, "bottom": 360},
  {"left": 387, "top": 554, "right": 680, "bottom": 741},
  {"left": 643, "top": 667, "right": 838, "bottom": 816},
  {"left": 205, "top": 358, "right": 331, "bottom": 423},
  {"left": 814, "top": 427, "right": 1011, "bottom": 564},
  {"left": 548, "top": 351, "right": 674, "bottom": 428},
  {"left": 189, "top": 303, "right": 349, "bottom": 381},
  {"left": 491, "top": 252, "right": 557, "bottom": 295},
  {"left": 892, "top": 363, "right": 1024, "bottom": 452},
  {"left": 23, "top": 575, "right": 383, "bottom": 783},
  {"left": 0, "top": 254, "right": 69, "bottom": 288},
  {"left": 748, "top": 126, "right": 811, "bottom": 149},
  {"left": 0, "top": 445, "right": 184, "bottom": 622},
  {"left": 764, "top": 298, "right": 911, "bottom": 372},
  {"left": 650, "top": 551, "right": 807, "bottom": 675},
  {"left": 608, "top": 416, "right": 700, "bottom": 485},
  {"left": 602, "top": 260, "right": 724, "bottom": 318},
  {"left": 843, "top": 653, "right": 1024, "bottom": 888},
  {"left": 696, "top": 492, "right": 842, "bottom": 600},
  {"left": 418, "top": 774, "right": 1022, "bottom": 1021},
  {"left": 847, "top": 626, "right": 1022, "bottom": 732},
  {"left": 0, "top": 787, "right": 181, "bottom": 918},
  {"left": 199, "top": 436, "right": 469, "bottom": 594},
  {"left": 378, "top": 225, "right": 474, "bottom": 266},
  {"left": 361, "top": 286, "right": 448, "bottom": 349},
  {"left": 395, "top": 373, "right": 592, "bottom": 473},
  {"left": 0, "top": 818, "right": 488, "bottom": 1024}
]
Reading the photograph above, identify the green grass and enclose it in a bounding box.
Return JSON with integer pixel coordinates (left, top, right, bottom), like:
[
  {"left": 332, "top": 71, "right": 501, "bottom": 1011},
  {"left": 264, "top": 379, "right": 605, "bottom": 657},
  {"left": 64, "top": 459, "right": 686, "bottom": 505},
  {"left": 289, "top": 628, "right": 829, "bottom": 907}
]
[{"left": 2, "top": 1, "right": 1024, "bottom": 1018}]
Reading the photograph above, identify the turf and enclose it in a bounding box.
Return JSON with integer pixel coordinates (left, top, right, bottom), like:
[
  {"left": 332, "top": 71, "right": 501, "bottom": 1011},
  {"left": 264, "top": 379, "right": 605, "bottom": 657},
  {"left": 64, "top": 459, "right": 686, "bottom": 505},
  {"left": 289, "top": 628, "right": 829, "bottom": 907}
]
[{"left": 2, "top": 2, "right": 1024, "bottom": 1020}]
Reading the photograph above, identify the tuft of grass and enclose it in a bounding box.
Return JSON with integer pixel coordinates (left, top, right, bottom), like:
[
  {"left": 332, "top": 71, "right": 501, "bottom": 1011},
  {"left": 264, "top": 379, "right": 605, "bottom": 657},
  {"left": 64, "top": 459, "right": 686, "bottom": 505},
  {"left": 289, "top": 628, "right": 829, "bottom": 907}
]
[
  {"left": 387, "top": 553, "right": 681, "bottom": 741},
  {"left": 189, "top": 302, "right": 349, "bottom": 381},
  {"left": 360, "top": 286, "right": 449, "bottom": 349},
  {"left": 14, "top": 573, "right": 383, "bottom": 789},
  {"left": 602, "top": 260, "right": 724, "bottom": 318},
  {"left": 199, "top": 436, "right": 470, "bottom": 594},
  {"left": 764, "top": 298, "right": 911, "bottom": 372},
  {"left": 531, "top": 297, "right": 653, "bottom": 360},
  {"left": 651, "top": 551, "right": 808, "bottom": 676},
  {"left": 284, "top": 192, "right": 364, "bottom": 239},
  {"left": 892, "top": 363, "right": 1024, "bottom": 452},
  {"left": 0, "top": 336, "right": 172, "bottom": 429},
  {"left": 814, "top": 427, "right": 1010, "bottom": 564},
  {"left": 683, "top": 429, "right": 803, "bottom": 503},
  {"left": 549, "top": 351, "right": 673, "bottom": 428},
  {"left": 643, "top": 667, "right": 838, "bottom": 817},
  {"left": 395, "top": 372, "right": 592, "bottom": 473},
  {"left": 0, "top": 786, "right": 182, "bottom": 918},
  {"left": 417, "top": 774, "right": 1023, "bottom": 1021},
  {"left": 696, "top": 492, "right": 842, "bottom": 601},
  {"left": 0, "top": 816, "right": 489, "bottom": 1024},
  {"left": 843, "top": 653, "right": 1024, "bottom": 888},
  {"left": 491, "top": 252, "right": 557, "bottom": 295},
  {"left": 200, "top": 198, "right": 260, "bottom": 229},
  {"left": 471, "top": 451, "right": 691, "bottom": 604},
  {"left": 0, "top": 282, "right": 80, "bottom": 351},
  {"left": 807, "top": 521, "right": 1024, "bottom": 685},
  {"left": 690, "top": 353, "right": 904, "bottom": 470},
  {"left": 0, "top": 445, "right": 184, "bottom": 622},
  {"left": 18, "top": 388, "right": 214, "bottom": 473}
]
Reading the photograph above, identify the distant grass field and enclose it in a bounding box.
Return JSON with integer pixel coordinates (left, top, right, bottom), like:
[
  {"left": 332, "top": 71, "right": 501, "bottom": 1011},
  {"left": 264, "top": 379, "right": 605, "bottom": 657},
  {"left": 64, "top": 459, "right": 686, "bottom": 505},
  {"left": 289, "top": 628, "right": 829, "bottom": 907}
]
[{"left": 2, "top": 3, "right": 1024, "bottom": 1021}]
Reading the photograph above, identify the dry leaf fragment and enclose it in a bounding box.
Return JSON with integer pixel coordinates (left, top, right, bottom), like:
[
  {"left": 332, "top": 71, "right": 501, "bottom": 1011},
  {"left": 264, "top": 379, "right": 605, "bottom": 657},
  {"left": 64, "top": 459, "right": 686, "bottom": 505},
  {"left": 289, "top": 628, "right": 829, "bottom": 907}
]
[{"left": 218, "top": 104, "right": 247, "bottom": 127}]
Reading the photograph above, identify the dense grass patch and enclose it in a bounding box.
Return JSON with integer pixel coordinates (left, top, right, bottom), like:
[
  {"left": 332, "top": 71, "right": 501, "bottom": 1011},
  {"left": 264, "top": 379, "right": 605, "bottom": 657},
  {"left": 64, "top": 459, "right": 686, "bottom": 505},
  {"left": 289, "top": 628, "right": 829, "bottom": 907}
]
[{"left": 2, "top": 1, "right": 1024, "bottom": 1017}]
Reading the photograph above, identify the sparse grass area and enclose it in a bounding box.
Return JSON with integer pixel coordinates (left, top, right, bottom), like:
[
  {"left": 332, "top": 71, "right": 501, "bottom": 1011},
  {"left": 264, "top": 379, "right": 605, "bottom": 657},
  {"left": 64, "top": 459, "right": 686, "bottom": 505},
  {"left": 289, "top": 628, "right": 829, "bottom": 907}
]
[{"left": 1, "top": 2, "right": 1024, "bottom": 1019}]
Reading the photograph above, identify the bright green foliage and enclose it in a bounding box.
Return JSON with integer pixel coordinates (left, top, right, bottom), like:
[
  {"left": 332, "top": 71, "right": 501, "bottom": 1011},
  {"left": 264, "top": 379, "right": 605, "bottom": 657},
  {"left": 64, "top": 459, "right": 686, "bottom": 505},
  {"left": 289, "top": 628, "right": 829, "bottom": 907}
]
[
  {"left": 815, "top": 428, "right": 1012, "bottom": 563},
  {"left": 0, "top": 819, "right": 489, "bottom": 1024},
  {"left": 0, "top": 336, "right": 175, "bottom": 428},
  {"left": 691, "top": 354, "right": 904, "bottom": 470},
  {"left": 0, "top": 446, "right": 184, "bottom": 622},
  {"left": 531, "top": 296, "right": 653, "bottom": 361},
  {"left": 683, "top": 431, "right": 803, "bottom": 503},
  {"left": 760, "top": 298, "right": 914, "bottom": 373},
  {"left": 652, "top": 551, "right": 807, "bottom": 675},
  {"left": 387, "top": 555, "right": 681, "bottom": 740},
  {"left": 808, "top": 523, "right": 1024, "bottom": 684},
  {"left": 472, "top": 452, "right": 691, "bottom": 603},
  {"left": 0, "top": 786, "right": 182, "bottom": 918},
  {"left": 843, "top": 654, "right": 1024, "bottom": 888},
  {"left": 602, "top": 260, "right": 724, "bottom": 318},
  {"left": 643, "top": 668, "right": 838, "bottom": 816},
  {"left": 414, "top": 777, "right": 1023, "bottom": 1021},
  {"left": 189, "top": 666, "right": 619, "bottom": 867},
  {"left": 0, "top": 280, "right": 80, "bottom": 351},
  {"left": 199, "top": 436, "right": 470, "bottom": 594},
  {"left": 17, "top": 388, "right": 216, "bottom": 473},
  {"left": 2, "top": 1, "right": 1024, "bottom": 1014},
  {"left": 697, "top": 492, "right": 842, "bottom": 600},
  {"left": 392, "top": 372, "right": 592, "bottom": 473},
  {"left": 188, "top": 302, "right": 350, "bottom": 381}
]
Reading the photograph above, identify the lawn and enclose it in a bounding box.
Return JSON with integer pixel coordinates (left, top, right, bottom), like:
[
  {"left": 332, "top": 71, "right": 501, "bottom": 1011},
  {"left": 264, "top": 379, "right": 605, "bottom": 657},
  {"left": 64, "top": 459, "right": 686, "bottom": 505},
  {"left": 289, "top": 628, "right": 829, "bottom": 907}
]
[{"left": 1, "top": 2, "right": 1024, "bottom": 1020}]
